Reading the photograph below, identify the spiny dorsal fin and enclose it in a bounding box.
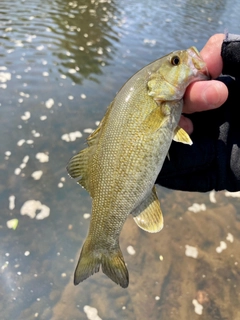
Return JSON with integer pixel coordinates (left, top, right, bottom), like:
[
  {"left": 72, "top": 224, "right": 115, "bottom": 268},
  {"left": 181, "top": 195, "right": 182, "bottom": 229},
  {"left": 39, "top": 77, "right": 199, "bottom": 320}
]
[
  {"left": 132, "top": 186, "right": 164, "bottom": 233},
  {"left": 66, "top": 147, "right": 92, "bottom": 194},
  {"left": 173, "top": 126, "right": 192, "bottom": 145},
  {"left": 67, "top": 101, "right": 115, "bottom": 189},
  {"left": 87, "top": 125, "right": 101, "bottom": 147},
  {"left": 87, "top": 101, "right": 114, "bottom": 146}
]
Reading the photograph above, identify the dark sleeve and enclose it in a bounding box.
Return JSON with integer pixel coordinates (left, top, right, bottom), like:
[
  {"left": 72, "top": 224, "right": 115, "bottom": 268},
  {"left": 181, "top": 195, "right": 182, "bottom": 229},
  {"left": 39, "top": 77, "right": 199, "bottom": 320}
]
[
  {"left": 156, "top": 34, "right": 240, "bottom": 192},
  {"left": 221, "top": 33, "right": 240, "bottom": 77}
]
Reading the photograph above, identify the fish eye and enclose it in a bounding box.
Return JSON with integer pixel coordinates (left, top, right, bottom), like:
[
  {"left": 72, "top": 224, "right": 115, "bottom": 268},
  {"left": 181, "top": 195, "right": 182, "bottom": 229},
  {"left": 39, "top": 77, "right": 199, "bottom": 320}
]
[{"left": 171, "top": 56, "right": 180, "bottom": 66}]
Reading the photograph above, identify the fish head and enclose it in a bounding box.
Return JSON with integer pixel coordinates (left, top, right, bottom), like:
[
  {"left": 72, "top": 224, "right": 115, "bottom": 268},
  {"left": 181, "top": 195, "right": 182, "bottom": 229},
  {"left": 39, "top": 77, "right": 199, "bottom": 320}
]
[{"left": 147, "top": 46, "right": 209, "bottom": 102}]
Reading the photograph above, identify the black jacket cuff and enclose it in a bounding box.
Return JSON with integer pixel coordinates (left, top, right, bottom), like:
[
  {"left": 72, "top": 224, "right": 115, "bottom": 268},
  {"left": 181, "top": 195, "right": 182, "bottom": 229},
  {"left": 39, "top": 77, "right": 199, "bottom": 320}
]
[{"left": 221, "top": 33, "right": 240, "bottom": 77}]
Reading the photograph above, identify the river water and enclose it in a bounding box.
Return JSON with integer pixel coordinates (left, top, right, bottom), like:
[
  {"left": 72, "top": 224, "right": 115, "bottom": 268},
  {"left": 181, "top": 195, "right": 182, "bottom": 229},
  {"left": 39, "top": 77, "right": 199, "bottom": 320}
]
[{"left": 1, "top": 0, "right": 240, "bottom": 319}]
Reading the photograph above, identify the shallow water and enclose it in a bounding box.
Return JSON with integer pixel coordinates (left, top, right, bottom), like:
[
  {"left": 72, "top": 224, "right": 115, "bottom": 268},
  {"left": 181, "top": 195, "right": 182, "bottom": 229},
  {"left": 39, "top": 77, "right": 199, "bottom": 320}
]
[{"left": 1, "top": 0, "right": 240, "bottom": 319}]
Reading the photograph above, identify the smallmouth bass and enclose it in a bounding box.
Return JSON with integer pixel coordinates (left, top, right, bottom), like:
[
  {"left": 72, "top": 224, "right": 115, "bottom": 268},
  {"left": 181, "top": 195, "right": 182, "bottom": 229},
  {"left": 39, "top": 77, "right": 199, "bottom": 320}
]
[{"left": 67, "top": 47, "right": 209, "bottom": 288}]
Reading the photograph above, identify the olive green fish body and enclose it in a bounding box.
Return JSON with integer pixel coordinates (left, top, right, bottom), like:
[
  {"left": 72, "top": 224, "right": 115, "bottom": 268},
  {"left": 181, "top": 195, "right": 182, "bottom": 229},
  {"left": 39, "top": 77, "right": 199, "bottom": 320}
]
[{"left": 67, "top": 47, "right": 208, "bottom": 288}]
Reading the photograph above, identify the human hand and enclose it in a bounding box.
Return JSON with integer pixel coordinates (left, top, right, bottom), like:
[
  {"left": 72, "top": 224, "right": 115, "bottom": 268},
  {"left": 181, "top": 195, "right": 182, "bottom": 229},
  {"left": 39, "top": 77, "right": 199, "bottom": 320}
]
[
  {"left": 180, "top": 34, "right": 229, "bottom": 134},
  {"left": 157, "top": 33, "right": 240, "bottom": 192}
]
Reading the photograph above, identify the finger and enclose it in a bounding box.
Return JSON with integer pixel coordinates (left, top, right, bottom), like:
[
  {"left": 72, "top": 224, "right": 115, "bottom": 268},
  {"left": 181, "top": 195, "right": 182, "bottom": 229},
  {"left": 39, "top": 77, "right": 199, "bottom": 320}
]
[
  {"left": 183, "top": 80, "right": 228, "bottom": 114},
  {"left": 178, "top": 115, "right": 193, "bottom": 135},
  {"left": 200, "top": 33, "right": 225, "bottom": 78}
]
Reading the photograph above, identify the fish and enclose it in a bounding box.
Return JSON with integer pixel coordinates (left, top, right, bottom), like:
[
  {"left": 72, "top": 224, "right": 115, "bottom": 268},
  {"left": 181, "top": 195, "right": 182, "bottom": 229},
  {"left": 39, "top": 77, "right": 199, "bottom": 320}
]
[{"left": 67, "top": 46, "right": 209, "bottom": 288}]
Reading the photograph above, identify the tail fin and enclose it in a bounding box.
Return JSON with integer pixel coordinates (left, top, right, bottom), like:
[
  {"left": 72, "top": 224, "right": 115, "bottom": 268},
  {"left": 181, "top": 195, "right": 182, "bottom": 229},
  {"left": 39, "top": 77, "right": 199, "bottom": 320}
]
[{"left": 74, "top": 240, "right": 129, "bottom": 288}]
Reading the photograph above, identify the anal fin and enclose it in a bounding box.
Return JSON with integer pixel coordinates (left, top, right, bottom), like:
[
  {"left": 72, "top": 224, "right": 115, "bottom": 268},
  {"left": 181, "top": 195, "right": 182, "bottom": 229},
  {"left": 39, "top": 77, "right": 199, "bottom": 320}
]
[
  {"left": 132, "top": 186, "right": 164, "bottom": 233},
  {"left": 66, "top": 147, "right": 92, "bottom": 194}
]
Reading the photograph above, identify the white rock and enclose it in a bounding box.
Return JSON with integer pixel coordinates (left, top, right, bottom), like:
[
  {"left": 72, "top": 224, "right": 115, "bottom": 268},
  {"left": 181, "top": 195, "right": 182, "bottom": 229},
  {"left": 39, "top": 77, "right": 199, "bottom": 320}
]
[
  {"left": 226, "top": 233, "right": 234, "bottom": 243},
  {"left": 21, "top": 111, "right": 31, "bottom": 120},
  {"left": 225, "top": 191, "right": 240, "bottom": 198},
  {"left": 61, "top": 133, "right": 70, "bottom": 142},
  {"left": 216, "top": 241, "right": 227, "bottom": 253},
  {"left": 188, "top": 203, "right": 206, "bottom": 213},
  {"left": 127, "top": 245, "right": 136, "bottom": 255},
  {"left": 83, "top": 305, "right": 102, "bottom": 320},
  {"left": 61, "top": 131, "right": 82, "bottom": 142},
  {"left": 14, "top": 168, "right": 21, "bottom": 175},
  {"left": 45, "top": 98, "right": 54, "bottom": 109},
  {"left": 36, "top": 152, "right": 49, "bottom": 163},
  {"left": 69, "top": 131, "right": 82, "bottom": 141},
  {"left": 185, "top": 245, "right": 198, "bottom": 259},
  {"left": 20, "top": 163, "right": 26, "bottom": 169},
  {"left": 192, "top": 299, "right": 203, "bottom": 315},
  {"left": 9, "top": 195, "right": 15, "bottom": 210},
  {"left": 17, "top": 139, "right": 25, "bottom": 146},
  {"left": 35, "top": 204, "right": 50, "bottom": 220},
  {"left": 22, "top": 155, "right": 29, "bottom": 163},
  {"left": 209, "top": 190, "right": 217, "bottom": 203},
  {"left": 31, "top": 171, "right": 43, "bottom": 180},
  {"left": 84, "top": 128, "right": 94, "bottom": 133},
  {"left": 20, "top": 200, "right": 50, "bottom": 220},
  {"left": 20, "top": 200, "right": 41, "bottom": 218}
]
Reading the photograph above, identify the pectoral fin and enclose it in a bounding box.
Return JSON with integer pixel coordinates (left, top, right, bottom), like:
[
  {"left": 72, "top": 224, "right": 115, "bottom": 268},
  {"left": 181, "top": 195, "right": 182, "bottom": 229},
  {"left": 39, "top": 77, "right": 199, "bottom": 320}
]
[
  {"left": 132, "top": 186, "right": 163, "bottom": 233},
  {"left": 173, "top": 126, "right": 193, "bottom": 145}
]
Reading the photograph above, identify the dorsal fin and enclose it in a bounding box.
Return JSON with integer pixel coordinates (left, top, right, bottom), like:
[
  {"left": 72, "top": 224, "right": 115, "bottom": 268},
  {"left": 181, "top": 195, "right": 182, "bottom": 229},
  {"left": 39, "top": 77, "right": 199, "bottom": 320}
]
[
  {"left": 67, "top": 101, "right": 115, "bottom": 190},
  {"left": 87, "top": 101, "right": 114, "bottom": 146},
  {"left": 87, "top": 125, "right": 101, "bottom": 146}
]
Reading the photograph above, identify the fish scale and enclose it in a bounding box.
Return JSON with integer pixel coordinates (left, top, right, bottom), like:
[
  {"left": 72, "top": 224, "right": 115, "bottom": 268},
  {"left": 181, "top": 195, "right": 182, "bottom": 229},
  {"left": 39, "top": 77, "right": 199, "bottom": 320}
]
[{"left": 67, "top": 46, "right": 209, "bottom": 288}]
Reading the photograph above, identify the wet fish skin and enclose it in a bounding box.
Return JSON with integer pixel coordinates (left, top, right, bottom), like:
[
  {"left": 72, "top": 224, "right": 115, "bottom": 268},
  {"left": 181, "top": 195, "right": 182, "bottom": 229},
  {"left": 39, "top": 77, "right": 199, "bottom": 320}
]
[{"left": 67, "top": 46, "right": 208, "bottom": 288}]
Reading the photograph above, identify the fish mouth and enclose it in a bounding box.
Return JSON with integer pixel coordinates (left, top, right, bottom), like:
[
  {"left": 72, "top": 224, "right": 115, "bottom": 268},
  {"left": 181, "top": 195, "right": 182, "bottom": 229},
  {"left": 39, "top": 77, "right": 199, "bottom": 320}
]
[{"left": 187, "top": 46, "right": 210, "bottom": 80}]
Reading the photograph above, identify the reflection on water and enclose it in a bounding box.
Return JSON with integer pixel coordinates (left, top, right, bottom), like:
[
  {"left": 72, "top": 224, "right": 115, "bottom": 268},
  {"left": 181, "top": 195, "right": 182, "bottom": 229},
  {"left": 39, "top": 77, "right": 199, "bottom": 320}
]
[
  {"left": 0, "top": 0, "right": 240, "bottom": 319},
  {"left": 50, "top": 0, "right": 120, "bottom": 84}
]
